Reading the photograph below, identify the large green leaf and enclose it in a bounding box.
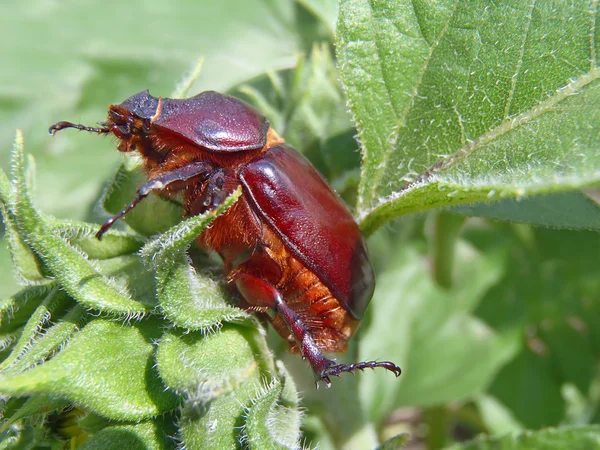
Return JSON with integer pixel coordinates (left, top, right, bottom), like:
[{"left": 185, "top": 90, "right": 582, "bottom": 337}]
[
  {"left": 445, "top": 425, "right": 600, "bottom": 450},
  {"left": 337, "top": 0, "right": 600, "bottom": 235}
]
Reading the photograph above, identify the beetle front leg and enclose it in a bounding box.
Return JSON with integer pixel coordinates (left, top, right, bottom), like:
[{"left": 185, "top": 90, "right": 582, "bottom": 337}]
[
  {"left": 97, "top": 161, "right": 215, "bottom": 239},
  {"left": 202, "top": 170, "right": 227, "bottom": 208},
  {"left": 233, "top": 272, "right": 401, "bottom": 387}
]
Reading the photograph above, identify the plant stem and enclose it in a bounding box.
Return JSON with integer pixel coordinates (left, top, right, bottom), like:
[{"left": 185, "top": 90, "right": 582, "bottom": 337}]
[
  {"left": 431, "top": 212, "right": 466, "bottom": 289},
  {"left": 424, "top": 405, "right": 448, "bottom": 450}
]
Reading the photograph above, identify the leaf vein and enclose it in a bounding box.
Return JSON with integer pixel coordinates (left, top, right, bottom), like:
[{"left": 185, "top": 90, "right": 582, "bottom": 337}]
[
  {"left": 366, "top": 0, "right": 400, "bottom": 119},
  {"left": 409, "top": 0, "right": 429, "bottom": 45},
  {"left": 591, "top": 0, "right": 598, "bottom": 69},
  {"left": 504, "top": 0, "right": 537, "bottom": 120},
  {"left": 366, "top": 0, "right": 460, "bottom": 204},
  {"left": 361, "top": 67, "right": 600, "bottom": 221}
]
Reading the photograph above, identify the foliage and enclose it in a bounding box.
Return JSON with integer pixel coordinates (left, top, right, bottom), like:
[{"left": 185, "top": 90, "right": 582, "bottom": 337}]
[{"left": 0, "top": 0, "right": 599, "bottom": 449}]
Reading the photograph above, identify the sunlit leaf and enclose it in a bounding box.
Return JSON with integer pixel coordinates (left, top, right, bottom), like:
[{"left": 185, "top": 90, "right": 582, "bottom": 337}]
[
  {"left": 0, "top": 319, "right": 179, "bottom": 421},
  {"left": 337, "top": 0, "right": 600, "bottom": 235}
]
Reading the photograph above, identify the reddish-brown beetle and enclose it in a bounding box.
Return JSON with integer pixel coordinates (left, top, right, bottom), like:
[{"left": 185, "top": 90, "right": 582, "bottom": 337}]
[{"left": 49, "top": 90, "right": 401, "bottom": 386}]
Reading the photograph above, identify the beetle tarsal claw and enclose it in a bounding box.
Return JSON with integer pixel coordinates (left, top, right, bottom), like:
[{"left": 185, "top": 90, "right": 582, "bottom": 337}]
[
  {"left": 318, "top": 360, "right": 402, "bottom": 381},
  {"left": 315, "top": 377, "right": 332, "bottom": 389}
]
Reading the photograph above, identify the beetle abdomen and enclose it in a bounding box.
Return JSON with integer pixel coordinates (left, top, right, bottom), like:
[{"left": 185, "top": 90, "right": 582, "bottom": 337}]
[
  {"left": 240, "top": 145, "right": 375, "bottom": 320},
  {"left": 222, "top": 223, "right": 360, "bottom": 353},
  {"left": 267, "top": 245, "right": 360, "bottom": 353},
  {"left": 196, "top": 197, "right": 359, "bottom": 353}
]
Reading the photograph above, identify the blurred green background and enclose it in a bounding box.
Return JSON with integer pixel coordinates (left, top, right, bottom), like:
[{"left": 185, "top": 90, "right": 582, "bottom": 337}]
[
  {"left": 2, "top": 1, "right": 600, "bottom": 449},
  {"left": 0, "top": 0, "right": 332, "bottom": 297}
]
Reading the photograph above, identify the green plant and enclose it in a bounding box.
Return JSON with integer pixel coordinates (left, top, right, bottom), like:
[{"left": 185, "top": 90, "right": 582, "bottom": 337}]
[{"left": 1, "top": 1, "right": 599, "bottom": 449}]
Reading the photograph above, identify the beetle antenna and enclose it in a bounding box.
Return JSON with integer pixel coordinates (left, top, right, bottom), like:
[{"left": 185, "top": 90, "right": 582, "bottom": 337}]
[{"left": 49, "top": 121, "right": 110, "bottom": 136}]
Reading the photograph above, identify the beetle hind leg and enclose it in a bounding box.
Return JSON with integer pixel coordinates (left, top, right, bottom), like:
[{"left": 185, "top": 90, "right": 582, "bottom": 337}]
[
  {"left": 233, "top": 272, "right": 401, "bottom": 387},
  {"left": 316, "top": 360, "right": 402, "bottom": 386},
  {"left": 273, "top": 294, "right": 402, "bottom": 387}
]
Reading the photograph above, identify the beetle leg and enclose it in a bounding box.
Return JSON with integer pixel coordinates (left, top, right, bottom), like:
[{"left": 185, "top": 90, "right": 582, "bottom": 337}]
[
  {"left": 96, "top": 161, "right": 214, "bottom": 239},
  {"left": 202, "top": 170, "right": 227, "bottom": 208},
  {"left": 233, "top": 272, "right": 401, "bottom": 387}
]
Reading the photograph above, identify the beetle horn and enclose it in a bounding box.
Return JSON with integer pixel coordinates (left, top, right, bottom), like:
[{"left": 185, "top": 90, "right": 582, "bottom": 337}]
[{"left": 49, "top": 121, "right": 111, "bottom": 136}]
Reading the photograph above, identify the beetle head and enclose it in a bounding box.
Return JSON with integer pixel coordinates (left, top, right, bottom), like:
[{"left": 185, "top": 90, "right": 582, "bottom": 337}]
[
  {"left": 48, "top": 90, "right": 159, "bottom": 154},
  {"left": 105, "top": 107, "right": 137, "bottom": 152},
  {"left": 106, "top": 90, "right": 160, "bottom": 153}
]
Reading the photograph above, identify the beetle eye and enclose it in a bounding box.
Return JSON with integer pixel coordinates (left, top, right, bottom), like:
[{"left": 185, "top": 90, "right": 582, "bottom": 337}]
[
  {"left": 109, "top": 110, "right": 124, "bottom": 121},
  {"left": 112, "top": 125, "right": 129, "bottom": 139}
]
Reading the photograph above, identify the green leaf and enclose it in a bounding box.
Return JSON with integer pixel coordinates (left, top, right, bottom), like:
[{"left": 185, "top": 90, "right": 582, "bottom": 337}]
[
  {"left": 1, "top": 205, "right": 46, "bottom": 285},
  {"left": 475, "top": 394, "right": 524, "bottom": 436},
  {"left": 46, "top": 217, "right": 145, "bottom": 259},
  {"left": 243, "top": 379, "right": 285, "bottom": 448},
  {"left": 140, "top": 188, "right": 249, "bottom": 330},
  {"left": 0, "top": 319, "right": 179, "bottom": 421},
  {"left": 2, "top": 305, "right": 86, "bottom": 376},
  {"left": 0, "top": 288, "right": 71, "bottom": 373},
  {"left": 178, "top": 378, "right": 259, "bottom": 450},
  {"left": 297, "top": 0, "right": 338, "bottom": 36},
  {"left": 452, "top": 191, "right": 600, "bottom": 230},
  {"left": 79, "top": 420, "right": 172, "bottom": 450},
  {"left": 8, "top": 133, "right": 149, "bottom": 317},
  {"left": 337, "top": 1, "right": 600, "bottom": 235},
  {"left": 0, "top": 284, "right": 56, "bottom": 335},
  {"left": 377, "top": 433, "right": 410, "bottom": 450},
  {"left": 0, "top": 241, "right": 21, "bottom": 301},
  {"left": 0, "top": 166, "right": 46, "bottom": 285},
  {"left": 445, "top": 425, "right": 600, "bottom": 450},
  {"left": 153, "top": 251, "right": 246, "bottom": 330},
  {"left": 358, "top": 241, "right": 515, "bottom": 422},
  {"left": 243, "top": 364, "right": 302, "bottom": 449},
  {"left": 156, "top": 325, "right": 272, "bottom": 396},
  {"left": 171, "top": 57, "right": 205, "bottom": 100},
  {"left": 538, "top": 320, "right": 595, "bottom": 396}
]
